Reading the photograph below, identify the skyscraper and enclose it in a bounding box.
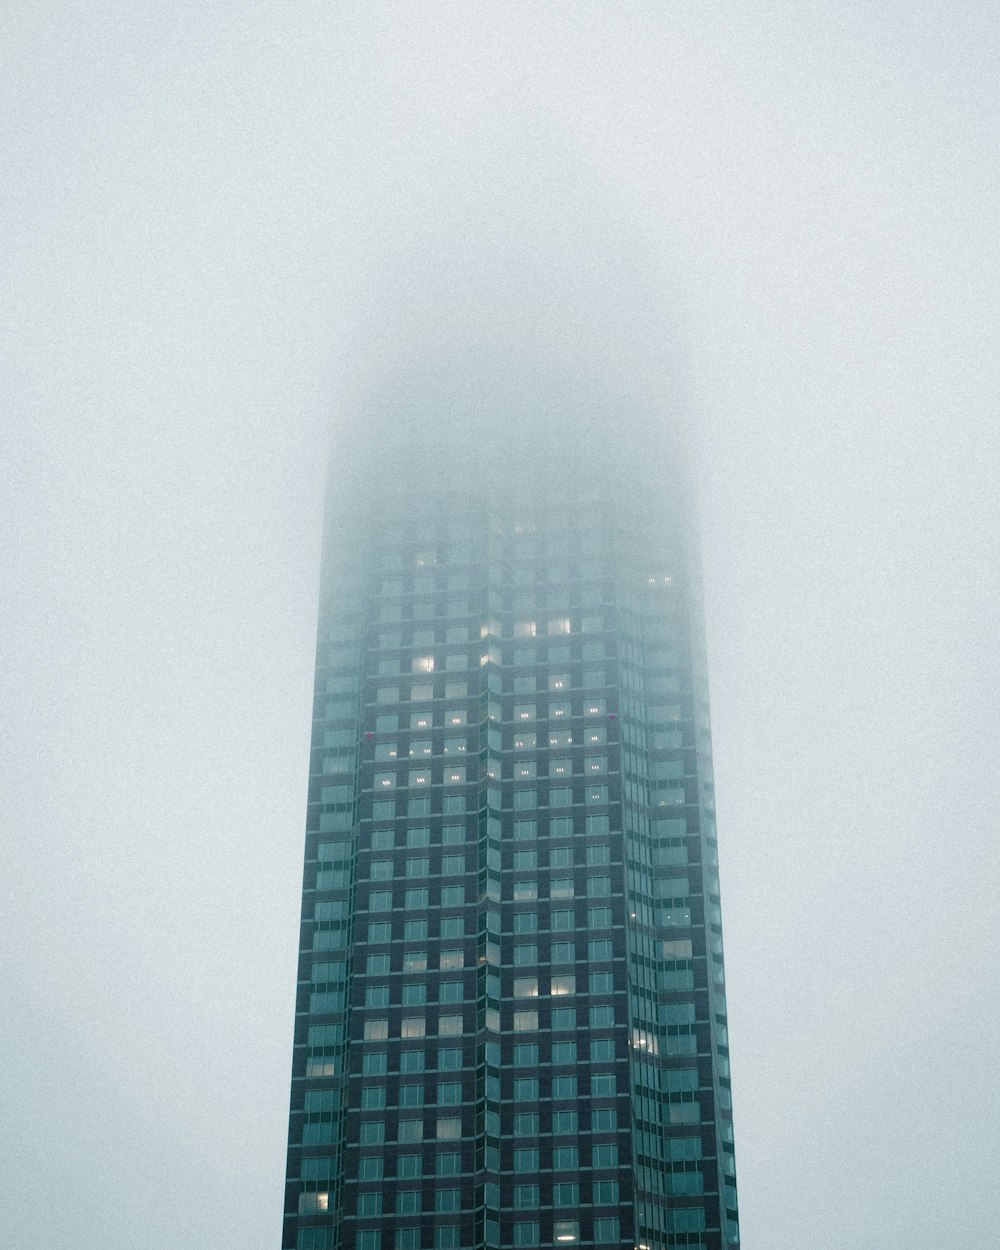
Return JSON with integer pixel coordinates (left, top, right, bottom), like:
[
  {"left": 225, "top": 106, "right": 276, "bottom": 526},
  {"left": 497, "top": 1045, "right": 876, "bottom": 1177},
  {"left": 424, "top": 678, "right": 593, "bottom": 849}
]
[{"left": 281, "top": 223, "right": 740, "bottom": 1250}]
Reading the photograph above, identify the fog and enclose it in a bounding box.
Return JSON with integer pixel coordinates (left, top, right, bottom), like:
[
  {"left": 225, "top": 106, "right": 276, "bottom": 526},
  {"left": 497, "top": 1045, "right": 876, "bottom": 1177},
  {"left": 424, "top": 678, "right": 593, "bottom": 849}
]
[{"left": 2, "top": 4, "right": 998, "bottom": 1247}]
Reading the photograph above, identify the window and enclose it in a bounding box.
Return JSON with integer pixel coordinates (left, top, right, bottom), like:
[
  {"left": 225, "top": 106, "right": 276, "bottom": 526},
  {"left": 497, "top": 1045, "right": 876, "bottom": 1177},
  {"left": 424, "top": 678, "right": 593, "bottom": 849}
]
[
  {"left": 552, "top": 1110, "right": 578, "bottom": 1134},
  {"left": 438, "top": 1048, "right": 462, "bottom": 1070},
  {"left": 552, "top": 1145, "right": 578, "bottom": 1169},
  {"left": 404, "top": 919, "right": 428, "bottom": 941},
  {"left": 513, "top": 977, "right": 538, "bottom": 998},
  {"left": 397, "top": 1153, "right": 421, "bottom": 1178},
  {"left": 439, "top": 948, "right": 464, "bottom": 971},
  {"left": 514, "top": 704, "right": 536, "bottom": 721},
  {"left": 593, "top": 1218, "right": 620, "bottom": 1243},
  {"left": 368, "top": 922, "right": 391, "bottom": 943},
  {"left": 513, "top": 1148, "right": 539, "bottom": 1172},
  {"left": 589, "top": 1005, "right": 615, "bottom": 1028},
  {"left": 397, "top": 1118, "right": 423, "bottom": 1142},
  {"left": 588, "top": 972, "right": 613, "bottom": 994},
  {"left": 401, "top": 1017, "right": 425, "bottom": 1038},
  {"left": 437, "top": 1151, "right": 461, "bottom": 1175},
  {"left": 550, "top": 909, "right": 574, "bottom": 931},
  {"left": 368, "top": 889, "right": 392, "bottom": 912},
  {"left": 585, "top": 699, "right": 606, "bottom": 716},
  {"left": 395, "top": 1230, "right": 420, "bottom": 1250},
  {"left": 592, "top": 1107, "right": 618, "bottom": 1131},
  {"left": 549, "top": 786, "right": 572, "bottom": 807},
  {"left": 513, "top": 731, "right": 537, "bottom": 750},
  {"left": 404, "top": 888, "right": 428, "bottom": 910},
  {"left": 514, "top": 1077, "right": 539, "bottom": 1101},
  {"left": 585, "top": 785, "right": 608, "bottom": 804},
  {"left": 363, "top": 1019, "right": 388, "bottom": 1041},
  {"left": 587, "top": 907, "right": 612, "bottom": 929},
  {"left": 401, "top": 984, "right": 426, "bottom": 1006},
  {"left": 513, "top": 1010, "right": 538, "bottom": 1032},
  {"left": 514, "top": 1112, "right": 539, "bottom": 1135},
  {"left": 359, "top": 1120, "right": 384, "bottom": 1144},
  {"left": 513, "top": 819, "right": 537, "bottom": 841},
  {"left": 549, "top": 702, "right": 571, "bottom": 720},
  {"left": 437, "top": 1081, "right": 462, "bottom": 1106},
  {"left": 592, "top": 1143, "right": 618, "bottom": 1167},
  {"left": 590, "top": 1038, "right": 615, "bottom": 1062},
  {"left": 551, "top": 1041, "right": 576, "bottom": 1064},
  {"left": 438, "top": 980, "right": 463, "bottom": 1004},
  {"left": 358, "top": 1157, "right": 383, "bottom": 1180},
  {"left": 394, "top": 1189, "right": 420, "bottom": 1215},
  {"left": 405, "top": 856, "right": 429, "bottom": 878},
  {"left": 435, "top": 1188, "right": 461, "bottom": 1213},
  {"left": 514, "top": 789, "right": 537, "bottom": 810},
  {"left": 366, "top": 954, "right": 390, "bottom": 974},
  {"left": 550, "top": 974, "right": 575, "bottom": 996},
  {"left": 357, "top": 1192, "right": 382, "bottom": 1216},
  {"left": 440, "top": 885, "right": 464, "bottom": 906},
  {"left": 552, "top": 1181, "right": 579, "bottom": 1205},
  {"left": 362, "top": 1051, "right": 387, "bottom": 1076},
  {"left": 403, "top": 951, "right": 427, "bottom": 972},
  {"left": 513, "top": 1223, "right": 540, "bottom": 1248},
  {"left": 550, "top": 941, "right": 574, "bottom": 964},
  {"left": 436, "top": 1116, "right": 462, "bottom": 1140},
  {"left": 514, "top": 1184, "right": 539, "bottom": 1209},
  {"left": 438, "top": 1015, "right": 464, "bottom": 1036},
  {"left": 552, "top": 1075, "right": 577, "bottom": 1099},
  {"left": 593, "top": 1179, "right": 619, "bottom": 1203},
  {"left": 434, "top": 1229, "right": 460, "bottom": 1250},
  {"left": 399, "top": 1050, "right": 425, "bottom": 1073},
  {"left": 365, "top": 985, "right": 389, "bottom": 1009},
  {"left": 513, "top": 912, "right": 538, "bottom": 934},
  {"left": 587, "top": 875, "right": 611, "bottom": 896}
]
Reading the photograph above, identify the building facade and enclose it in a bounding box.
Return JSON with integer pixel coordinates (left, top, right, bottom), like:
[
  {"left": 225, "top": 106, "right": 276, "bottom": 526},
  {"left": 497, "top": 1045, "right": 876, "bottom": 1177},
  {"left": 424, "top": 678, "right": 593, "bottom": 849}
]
[{"left": 281, "top": 410, "right": 739, "bottom": 1250}]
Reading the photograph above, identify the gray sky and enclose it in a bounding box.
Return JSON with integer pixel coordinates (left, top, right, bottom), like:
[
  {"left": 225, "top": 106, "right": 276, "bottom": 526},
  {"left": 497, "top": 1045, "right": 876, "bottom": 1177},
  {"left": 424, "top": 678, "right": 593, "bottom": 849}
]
[{"left": 2, "top": 4, "right": 998, "bottom": 1247}]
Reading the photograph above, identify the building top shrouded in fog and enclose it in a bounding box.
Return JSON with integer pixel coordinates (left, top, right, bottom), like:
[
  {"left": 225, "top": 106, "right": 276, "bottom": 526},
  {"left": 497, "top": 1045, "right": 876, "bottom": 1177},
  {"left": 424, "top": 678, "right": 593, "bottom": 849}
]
[{"left": 282, "top": 199, "right": 739, "bottom": 1250}]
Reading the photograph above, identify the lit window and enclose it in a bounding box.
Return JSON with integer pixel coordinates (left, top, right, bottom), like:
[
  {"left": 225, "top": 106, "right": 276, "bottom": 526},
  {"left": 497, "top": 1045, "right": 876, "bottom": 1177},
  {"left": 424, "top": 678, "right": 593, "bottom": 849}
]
[
  {"left": 436, "top": 1116, "right": 462, "bottom": 1140},
  {"left": 403, "top": 951, "right": 427, "bottom": 971},
  {"left": 554, "top": 1219, "right": 580, "bottom": 1243},
  {"left": 412, "top": 655, "right": 434, "bottom": 673},
  {"left": 410, "top": 711, "right": 432, "bottom": 730},
  {"left": 549, "top": 673, "right": 570, "bottom": 691},
  {"left": 513, "top": 1010, "right": 538, "bottom": 1032},
  {"left": 513, "top": 977, "right": 538, "bottom": 998},
  {"left": 443, "top": 737, "right": 466, "bottom": 754},
  {"left": 514, "top": 620, "right": 537, "bottom": 638},
  {"left": 374, "top": 772, "right": 395, "bottom": 789},
  {"left": 397, "top": 1119, "right": 423, "bottom": 1142},
  {"left": 548, "top": 617, "right": 571, "bottom": 635},
  {"left": 585, "top": 699, "right": 606, "bottom": 716},
  {"left": 550, "top": 879, "right": 574, "bottom": 899},
  {"left": 439, "top": 949, "right": 463, "bottom": 971},
  {"left": 444, "top": 767, "right": 466, "bottom": 785},
  {"left": 446, "top": 708, "right": 467, "bottom": 727},
  {"left": 363, "top": 1019, "right": 388, "bottom": 1040},
  {"left": 549, "top": 729, "right": 573, "bottom": 747},
  {"left": 514, "top": 704, "right": 535, "bottom": 721},
  {"left": 550, "top": 975, "right": 575, "bottom": 996},
  {"left": 513, "top": 731, "right": 537, "bottom": 750},
  {"left": 438, "top": 1015, "right": 464, "bottom": 1036},
  {"left": 401, "top": 1017, "right": 425, "bottom": 1038},
  {"left": 549, "top": 701, "right": 571, "bottom": 719},
  {"left": 409, "top": 739, "right": 432, "bottom": 757}
]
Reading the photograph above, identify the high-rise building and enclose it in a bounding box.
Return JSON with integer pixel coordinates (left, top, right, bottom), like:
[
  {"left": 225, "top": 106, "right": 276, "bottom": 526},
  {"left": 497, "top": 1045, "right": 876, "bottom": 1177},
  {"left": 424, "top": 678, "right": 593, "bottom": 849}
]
[{"left": 281, "top": 228, "right": 740, "bottom": 1250}]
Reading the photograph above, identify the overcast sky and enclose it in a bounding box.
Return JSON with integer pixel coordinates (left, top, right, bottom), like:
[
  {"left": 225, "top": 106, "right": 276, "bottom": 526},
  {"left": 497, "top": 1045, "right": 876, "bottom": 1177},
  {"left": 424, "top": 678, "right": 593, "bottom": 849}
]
[{"left": 3, "top": 4, "right": 999, "bottom": 1248}]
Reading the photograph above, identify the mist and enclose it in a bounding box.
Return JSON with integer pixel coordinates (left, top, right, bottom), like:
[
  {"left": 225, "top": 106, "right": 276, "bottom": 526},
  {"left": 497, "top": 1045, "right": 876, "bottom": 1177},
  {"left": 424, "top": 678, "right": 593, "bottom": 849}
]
[{"left": 2, "top": 4, "right": 998, "bottom": 1248}]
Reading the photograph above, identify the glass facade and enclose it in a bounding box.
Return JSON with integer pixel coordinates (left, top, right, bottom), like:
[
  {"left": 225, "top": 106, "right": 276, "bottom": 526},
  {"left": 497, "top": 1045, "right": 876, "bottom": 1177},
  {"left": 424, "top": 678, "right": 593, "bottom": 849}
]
[{"left": 283, "top": 462, "right": 739, "bottom": 1250}]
